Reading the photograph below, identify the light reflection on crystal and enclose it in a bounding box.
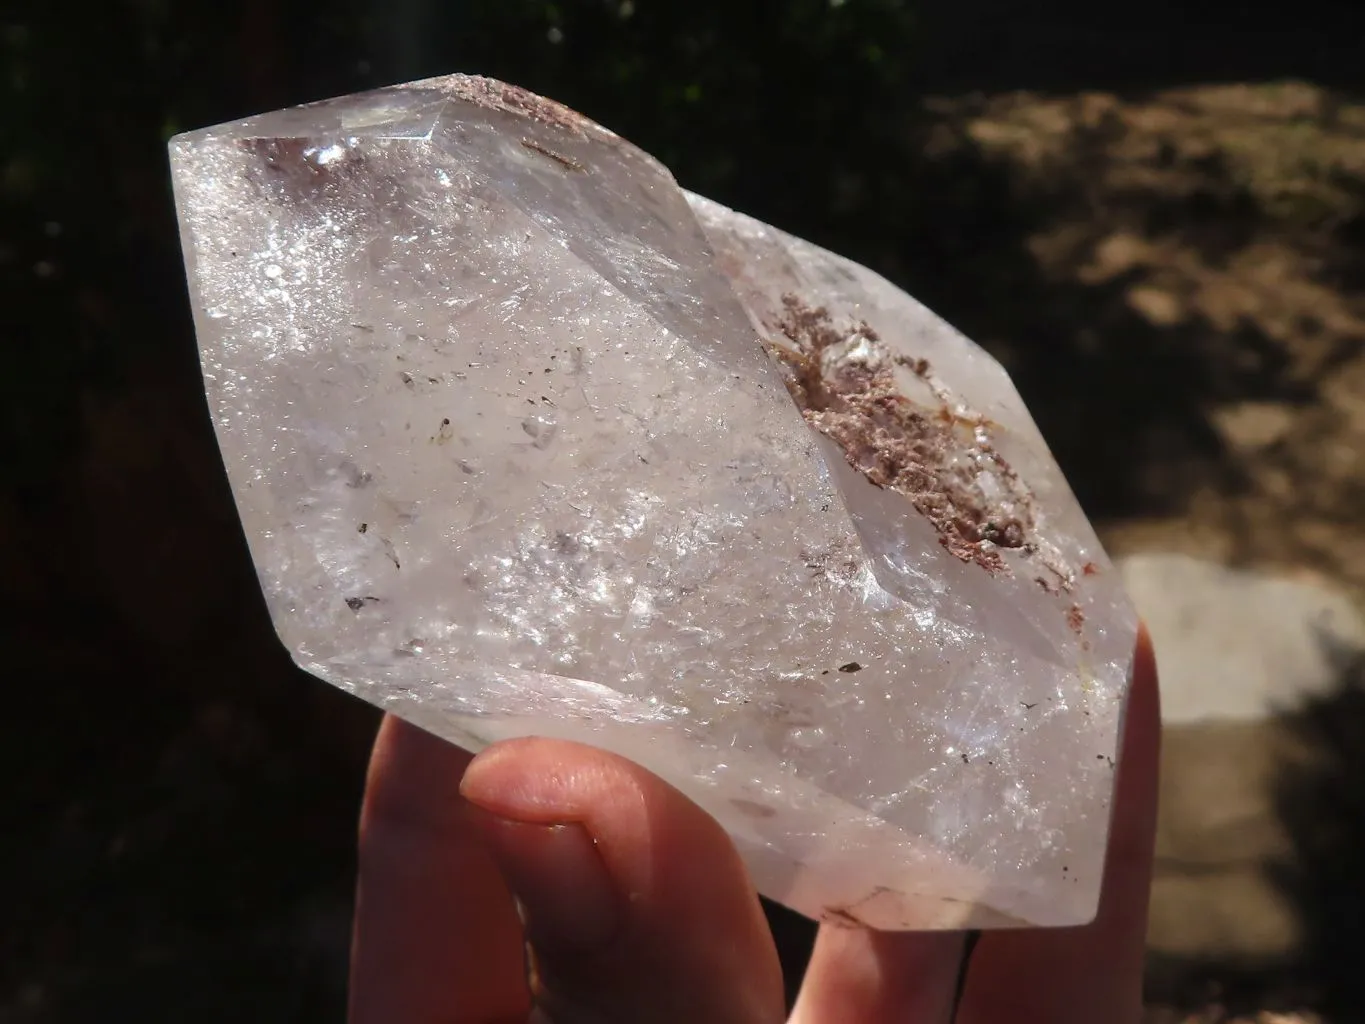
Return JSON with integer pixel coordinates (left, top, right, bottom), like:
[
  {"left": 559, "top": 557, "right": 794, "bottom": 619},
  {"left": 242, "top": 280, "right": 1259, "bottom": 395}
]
[{"left": 170, "top": 73, "right": 1136, "bottom": 930}]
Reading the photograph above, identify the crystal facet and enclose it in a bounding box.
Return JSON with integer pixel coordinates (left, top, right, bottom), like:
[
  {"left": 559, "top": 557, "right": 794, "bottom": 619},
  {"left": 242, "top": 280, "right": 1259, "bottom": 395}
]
[{"left": 170, "top": 75, "right": 1137, "bottom": 929}]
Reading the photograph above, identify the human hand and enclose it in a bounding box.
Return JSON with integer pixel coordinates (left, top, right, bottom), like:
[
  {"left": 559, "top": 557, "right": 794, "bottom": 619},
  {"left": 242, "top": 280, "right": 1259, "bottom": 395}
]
[{"left": 350, "top": 627, "right": 1159, "bottom": 1023}]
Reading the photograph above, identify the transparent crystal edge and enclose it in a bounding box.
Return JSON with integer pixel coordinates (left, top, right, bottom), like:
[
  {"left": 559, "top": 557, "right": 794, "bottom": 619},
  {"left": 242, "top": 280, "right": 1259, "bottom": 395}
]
[{"left": 168, "top": 78, "right": 1132, "bottom": 932}]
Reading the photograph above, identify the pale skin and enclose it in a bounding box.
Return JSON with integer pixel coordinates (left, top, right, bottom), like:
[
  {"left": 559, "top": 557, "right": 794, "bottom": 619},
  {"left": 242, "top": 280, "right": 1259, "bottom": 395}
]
[{"left": 350, "top": 626, "right": 1160, "bottom": 1023}]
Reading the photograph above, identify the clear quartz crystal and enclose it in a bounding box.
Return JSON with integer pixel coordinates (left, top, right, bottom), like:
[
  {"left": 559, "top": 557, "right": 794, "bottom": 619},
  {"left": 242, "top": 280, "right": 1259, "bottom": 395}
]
[{"left": 169, "top": 74, "right": 1136, "bottom": 929}]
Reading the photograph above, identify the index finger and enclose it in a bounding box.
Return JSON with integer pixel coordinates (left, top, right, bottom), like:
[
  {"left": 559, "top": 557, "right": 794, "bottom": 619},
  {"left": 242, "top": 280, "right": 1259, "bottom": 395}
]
[{"left": 349, "top": 715, "right": 531, "bottom": 1024}]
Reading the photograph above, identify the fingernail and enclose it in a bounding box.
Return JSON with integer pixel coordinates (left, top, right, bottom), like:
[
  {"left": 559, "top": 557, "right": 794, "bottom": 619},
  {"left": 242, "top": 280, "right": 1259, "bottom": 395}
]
[{"left": 470, "top": 810, "right": 620, "bottom": 952}]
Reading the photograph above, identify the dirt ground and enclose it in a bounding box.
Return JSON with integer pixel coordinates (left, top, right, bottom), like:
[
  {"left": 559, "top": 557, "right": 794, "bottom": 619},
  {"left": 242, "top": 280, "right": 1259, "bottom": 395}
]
[
  {"left": 921, "top": 82, "right": 1365, "bottom": 592},
  {"left": 928, "top": 82, "right": 1365, "bottom": 1024},
  {"left": 3, "top": 80, "right": 1363, "bottom": 1021}
]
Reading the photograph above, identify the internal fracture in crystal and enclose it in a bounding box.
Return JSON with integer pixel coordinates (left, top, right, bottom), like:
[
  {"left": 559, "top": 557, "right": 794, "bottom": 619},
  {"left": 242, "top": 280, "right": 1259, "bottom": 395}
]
[{"left": 170, "top": 74, "right": 1138, "bottom": 930}]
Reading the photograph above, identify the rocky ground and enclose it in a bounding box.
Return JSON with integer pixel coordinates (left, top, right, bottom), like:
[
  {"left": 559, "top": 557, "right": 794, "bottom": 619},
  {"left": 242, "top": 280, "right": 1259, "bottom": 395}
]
[
  {"left": 929, "top": 82, "right": 1365, "bottom": 1024},
  {"left": 3, "top": 79, "right": 1363, "bottom": 1020},
  {"left": 921, "top": 82, "right": 1365, "bottom": 594}
]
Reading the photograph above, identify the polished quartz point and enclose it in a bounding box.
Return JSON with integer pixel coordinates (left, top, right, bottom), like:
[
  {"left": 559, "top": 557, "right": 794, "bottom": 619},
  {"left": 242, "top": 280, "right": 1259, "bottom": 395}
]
[{"left": 169, "top": 74, "right": 1136, "bottom": 929}]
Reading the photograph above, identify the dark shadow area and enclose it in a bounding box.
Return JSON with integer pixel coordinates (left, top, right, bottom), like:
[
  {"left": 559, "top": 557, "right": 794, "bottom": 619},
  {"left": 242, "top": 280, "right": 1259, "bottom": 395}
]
[
  {"left": 4, "top": 1, "right": 1365, "bottom": 1019},
  {"left": 1270, "top": 645, "right": 1365, "bottom": 1022},
  {"left": 1144, "top": 954, "right": 1322, "bottom": 1021},
  {"left": 912, "top": 0, "right": 1365, "bottom": 96}
]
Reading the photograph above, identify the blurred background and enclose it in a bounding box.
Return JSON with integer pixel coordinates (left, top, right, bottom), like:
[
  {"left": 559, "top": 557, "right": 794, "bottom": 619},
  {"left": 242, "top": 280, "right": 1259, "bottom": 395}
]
[{"left": 4, "top": 1, "right": 1364, "bottom": 1020}]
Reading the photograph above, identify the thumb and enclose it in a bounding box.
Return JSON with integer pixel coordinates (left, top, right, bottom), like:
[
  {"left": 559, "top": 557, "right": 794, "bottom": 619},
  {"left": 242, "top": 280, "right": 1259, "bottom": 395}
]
[{"left": 460, "top": 738, "right": 786, "bottom": 1024}]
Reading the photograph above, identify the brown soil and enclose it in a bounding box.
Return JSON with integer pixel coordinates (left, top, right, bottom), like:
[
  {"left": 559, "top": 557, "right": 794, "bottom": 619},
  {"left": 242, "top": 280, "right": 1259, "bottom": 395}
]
[
  {"left": 916, "top": 82, "right": 1365, "bottom": 1022},
  {"left": 919, "top": 83, "right": 1365, "bottom": 602}
]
